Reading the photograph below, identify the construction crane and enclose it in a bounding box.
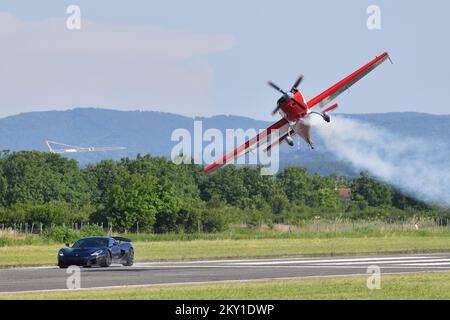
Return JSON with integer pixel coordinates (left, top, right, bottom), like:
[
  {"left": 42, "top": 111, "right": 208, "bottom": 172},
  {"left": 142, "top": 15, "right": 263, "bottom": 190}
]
[{"left": 45, "top": 140, "right": 126, "bottom": 154}]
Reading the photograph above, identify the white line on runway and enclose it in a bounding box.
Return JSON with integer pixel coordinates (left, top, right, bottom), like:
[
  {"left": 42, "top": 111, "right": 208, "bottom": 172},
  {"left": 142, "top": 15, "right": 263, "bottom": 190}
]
[
  {"left": 129, "top": 264, "right": 450, "bottom": 270},
  {"left": 309, "top": 258, "right": 450, "bottom": 266},
  {"left": 399, "top": 262, "right": 450, "bottom": 266},
  {"left": 0, "top": 266, "right": 56, "bottom": 271},
  {"left": 133, "top": 254, "right": 446, "bottom": 267},
  {"left": 225, "top": 256, "right": 443, "bottom": 266},
  {"left": 2, "top": 254, "right": 449, "bottom": 271}
]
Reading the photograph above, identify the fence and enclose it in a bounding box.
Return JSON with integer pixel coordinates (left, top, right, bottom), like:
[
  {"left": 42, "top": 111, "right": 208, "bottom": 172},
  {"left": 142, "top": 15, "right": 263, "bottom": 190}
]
[
  {"left": 1, "top": 218, "right": 449, "bottom": 237},
  {"left": 0, "top": 221, "right": 114, "bottom": 237},
  {"left": 251, "top": 217, "right": 450, "bottom": 234}
]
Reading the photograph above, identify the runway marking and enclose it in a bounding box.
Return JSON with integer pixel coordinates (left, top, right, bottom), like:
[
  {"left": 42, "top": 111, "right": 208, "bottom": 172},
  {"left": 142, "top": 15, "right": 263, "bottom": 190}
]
[
  {"left": 0, "top": 266, "right": 56, "bottom": 271},
  {"left": 1, "top": 254, "right": 446, "bottom": 271},
  {"left": 400, "top": 262, "right": 450, "bottom": 266},
  {"left": 134, "top": 257, "right": 309, "bottom": 265},
  {"left": 225, "top": 256, "right": 440, "bottom": 266},
  {"left": 1, "top": 255, "right": 448, "bottom": 272},
  {"left": 309, "top": 258, "right": 450, "bottom": 266},
  {"left": 128, "top": 264, "right": 450, "bottom": 270}
]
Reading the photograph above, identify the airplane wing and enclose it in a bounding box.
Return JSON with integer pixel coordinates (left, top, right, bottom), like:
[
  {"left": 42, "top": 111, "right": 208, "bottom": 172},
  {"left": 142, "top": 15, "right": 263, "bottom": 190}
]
[
  {"left": 307, "top": 52, "right": 391, "bottom": 109},
  {"left": 204, "top": 118, "right": 290, "bottom": 173}
]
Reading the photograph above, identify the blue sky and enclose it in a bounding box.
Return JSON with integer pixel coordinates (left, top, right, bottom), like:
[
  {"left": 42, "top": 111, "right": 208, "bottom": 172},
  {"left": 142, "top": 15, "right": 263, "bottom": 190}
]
[{"left": 0, "top": 0, "right": 448, "bottom": 120}]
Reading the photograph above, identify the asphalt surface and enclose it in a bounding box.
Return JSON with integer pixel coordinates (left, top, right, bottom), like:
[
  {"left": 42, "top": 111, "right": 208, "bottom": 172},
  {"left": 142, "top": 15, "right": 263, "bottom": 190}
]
[{"left": 1, "top": 252, "right": 450, "bottom": 293}]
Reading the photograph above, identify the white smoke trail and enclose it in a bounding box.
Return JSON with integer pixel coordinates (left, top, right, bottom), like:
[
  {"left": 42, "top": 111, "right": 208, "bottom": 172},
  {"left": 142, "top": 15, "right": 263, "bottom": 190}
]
[{"left": 308, "top": 115, "right": 450, "bottom": 207}]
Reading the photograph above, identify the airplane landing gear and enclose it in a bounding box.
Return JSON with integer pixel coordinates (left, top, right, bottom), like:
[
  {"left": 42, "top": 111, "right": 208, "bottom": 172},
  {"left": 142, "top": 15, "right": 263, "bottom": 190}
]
[
  {"left": 309, "top": 111, "right": 330, "bottom": 123},
  {"left": 285, "top": 136, "right": 294, "bottom": 147}
]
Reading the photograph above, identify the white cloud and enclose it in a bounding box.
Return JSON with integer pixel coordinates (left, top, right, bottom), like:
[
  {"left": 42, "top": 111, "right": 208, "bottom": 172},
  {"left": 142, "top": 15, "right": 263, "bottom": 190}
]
[{"left": 0, "top": 12, "right": 235, "bottom": 118}]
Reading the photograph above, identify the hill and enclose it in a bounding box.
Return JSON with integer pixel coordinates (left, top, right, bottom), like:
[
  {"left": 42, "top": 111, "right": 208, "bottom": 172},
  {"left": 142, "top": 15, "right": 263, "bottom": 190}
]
[{"left": 0, "top": 108, "right": 448, "bottom": 176}]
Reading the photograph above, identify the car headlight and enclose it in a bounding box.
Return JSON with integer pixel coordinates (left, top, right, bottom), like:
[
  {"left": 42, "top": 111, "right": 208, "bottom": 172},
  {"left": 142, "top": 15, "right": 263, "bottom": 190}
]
[
  {"left": 90, "top": 249, "right": 103, "bottom": 256},
  {"left": 58, "top": 251, "right": 64, "bottom": 256}
]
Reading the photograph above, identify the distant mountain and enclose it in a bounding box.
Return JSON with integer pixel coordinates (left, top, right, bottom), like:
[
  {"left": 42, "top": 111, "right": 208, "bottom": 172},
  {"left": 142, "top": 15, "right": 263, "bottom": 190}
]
[{"left": 0, "top": 108, "right": 449, "bottom": 176}]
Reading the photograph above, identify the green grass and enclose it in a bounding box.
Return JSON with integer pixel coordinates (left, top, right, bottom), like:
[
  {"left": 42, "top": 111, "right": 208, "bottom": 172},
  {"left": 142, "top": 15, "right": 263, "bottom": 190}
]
[
  {"left": 0, "top": 244, "right": 61, "bottom": 267},
  {"left": 133, "top": 235, "right": 450, "bottom": 261},
  {"left": 0, "top": 235, "right": 54, "bottom": 247},
  {"left": 124, "top": 230, "right": 450, "bottom": 241},
  {"left": 0, "top": 233, "right": 450, "bottom": 268},
  {"left": 2, "top": 272, "right": 449, "bottom": 300}
]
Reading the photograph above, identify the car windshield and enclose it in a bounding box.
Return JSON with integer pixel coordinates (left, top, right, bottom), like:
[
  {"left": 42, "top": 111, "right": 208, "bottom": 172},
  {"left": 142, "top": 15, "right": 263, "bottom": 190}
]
[{"left": 72, "top": 238, "right": 108, "bottom": 249}]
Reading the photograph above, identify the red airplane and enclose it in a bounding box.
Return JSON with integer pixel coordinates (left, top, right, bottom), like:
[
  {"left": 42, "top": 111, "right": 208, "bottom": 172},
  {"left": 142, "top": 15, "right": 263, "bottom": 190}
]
[{"left": 204, "top": 52, "right": 392, "bottom": 173}]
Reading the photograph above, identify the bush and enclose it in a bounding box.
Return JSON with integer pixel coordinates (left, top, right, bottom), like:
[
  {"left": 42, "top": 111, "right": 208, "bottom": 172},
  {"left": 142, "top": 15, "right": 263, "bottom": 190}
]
[
  {"left": 202, "top": 209, "right": 228, "bottom": 233},
  {"left": 245, "top": 210, "right": 265, "bottom": 229},
  {"left": 79, "top": 224, "right": 106, "bottom": 237},
  {"left": 43, "top": 226, "right": 77, "bottom": 243}
]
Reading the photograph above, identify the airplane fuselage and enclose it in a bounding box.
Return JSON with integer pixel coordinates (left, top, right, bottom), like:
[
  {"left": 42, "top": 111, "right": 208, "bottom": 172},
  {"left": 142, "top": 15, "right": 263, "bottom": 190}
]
[
  {"left": 276, "top": 89, "right": 315, "bottom": 147},
  {"left": 277, "top": 89, "right": 309, "bottom": 123}
]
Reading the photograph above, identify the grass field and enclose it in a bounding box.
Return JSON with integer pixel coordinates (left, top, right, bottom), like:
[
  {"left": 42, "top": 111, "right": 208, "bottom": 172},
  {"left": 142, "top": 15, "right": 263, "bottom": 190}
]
[
  {"left": 1, "top": 272, "right": 449, "bottom": 300},
  {"left": 1, "top": 232, "right": 450, "bottom": 268}
]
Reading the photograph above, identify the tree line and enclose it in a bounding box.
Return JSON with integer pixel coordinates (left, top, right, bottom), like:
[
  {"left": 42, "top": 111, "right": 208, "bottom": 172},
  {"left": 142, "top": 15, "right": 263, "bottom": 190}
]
[{"left": 0, "top": 150, "right": 447, "bottom": 233}]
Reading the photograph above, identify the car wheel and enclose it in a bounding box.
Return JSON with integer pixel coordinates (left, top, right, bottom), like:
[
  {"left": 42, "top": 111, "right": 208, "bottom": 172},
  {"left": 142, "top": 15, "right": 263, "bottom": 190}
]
[
  {"left": 123, "top": 249, "right": 134, "bottom": 266},
  {"left": 100, "top": 252, "right": 112, "bottom": 267}
]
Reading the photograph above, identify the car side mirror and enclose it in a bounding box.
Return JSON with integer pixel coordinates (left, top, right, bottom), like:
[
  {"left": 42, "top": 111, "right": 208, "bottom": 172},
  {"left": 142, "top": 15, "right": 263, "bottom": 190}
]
[{"left": 65, "top": 242, "right": 70, "bottom": 247}]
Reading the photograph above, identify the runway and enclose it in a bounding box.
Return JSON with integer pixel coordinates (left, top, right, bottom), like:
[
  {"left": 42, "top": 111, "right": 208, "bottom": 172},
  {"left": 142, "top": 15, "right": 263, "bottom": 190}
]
[{"left": 1, "top": 252, "right": 450, "bottom": 293}]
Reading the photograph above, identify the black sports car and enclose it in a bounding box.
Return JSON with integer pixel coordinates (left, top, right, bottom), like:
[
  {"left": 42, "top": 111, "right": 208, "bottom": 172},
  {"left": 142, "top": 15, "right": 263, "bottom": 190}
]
[{"left": 57, "top": 236, "right": 134, "bottom": 268}]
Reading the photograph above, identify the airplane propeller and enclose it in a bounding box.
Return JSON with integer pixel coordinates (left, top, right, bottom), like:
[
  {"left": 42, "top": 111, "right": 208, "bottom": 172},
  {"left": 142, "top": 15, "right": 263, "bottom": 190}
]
[
  {"left": 291, "top": 75, "right": 304, "bottom": 92},
  {"left": 268, "top": 75, "right": 307, "bottom": 115},
  {"left": 267, "top": 81, "right": 287, "bottom": 95}
]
